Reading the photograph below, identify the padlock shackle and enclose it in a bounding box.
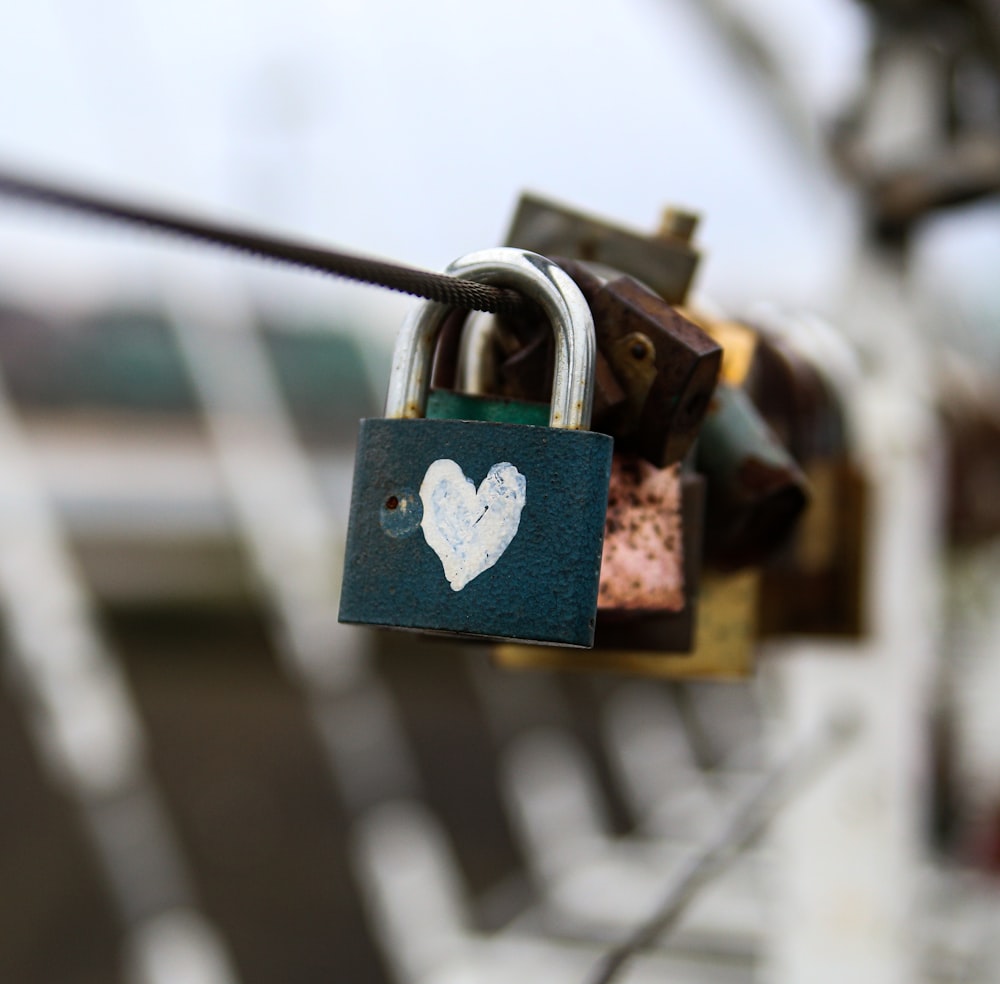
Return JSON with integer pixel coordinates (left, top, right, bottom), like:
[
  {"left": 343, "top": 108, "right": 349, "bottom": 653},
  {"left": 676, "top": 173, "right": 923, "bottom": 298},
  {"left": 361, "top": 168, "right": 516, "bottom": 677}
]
[{"left": 383, "top": 248, "right": 596, "bottom": 430}]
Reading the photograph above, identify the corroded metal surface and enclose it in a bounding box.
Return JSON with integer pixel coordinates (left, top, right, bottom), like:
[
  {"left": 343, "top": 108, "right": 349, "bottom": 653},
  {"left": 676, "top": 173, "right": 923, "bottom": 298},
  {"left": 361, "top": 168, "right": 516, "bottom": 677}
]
[
  {"left": 696, "top": 382, "right": 810, "bottom": 570},
  {"left": 506, "top": 193, "right": 701, "bottom": 305},
  {"left": 580, "top": 267, "right": 721, "bottom": 467},
  {"left": 494, "top": 569, "right": 759, "bottom": 680},
  {"left": 758, "top": 458, "right": 869, "bottom": 639},
  {"left": 482, "top": 256, "right": 722, "bottom": 468},
  {"left": 598, "top": 456, "right": 684, "bottom": 614}
]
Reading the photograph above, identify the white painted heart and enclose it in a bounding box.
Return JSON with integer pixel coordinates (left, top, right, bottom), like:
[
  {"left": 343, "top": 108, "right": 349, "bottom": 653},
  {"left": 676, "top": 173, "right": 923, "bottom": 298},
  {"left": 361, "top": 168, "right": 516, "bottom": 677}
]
[{"left": 419, "top": 459, "right": 527, "bottom": 591}]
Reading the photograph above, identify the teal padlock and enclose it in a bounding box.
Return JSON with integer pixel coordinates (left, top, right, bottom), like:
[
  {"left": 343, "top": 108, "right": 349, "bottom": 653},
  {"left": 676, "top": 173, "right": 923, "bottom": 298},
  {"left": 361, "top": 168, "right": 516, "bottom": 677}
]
[{"left": 338, "top": 247, "right": 613, "bottom": 647}]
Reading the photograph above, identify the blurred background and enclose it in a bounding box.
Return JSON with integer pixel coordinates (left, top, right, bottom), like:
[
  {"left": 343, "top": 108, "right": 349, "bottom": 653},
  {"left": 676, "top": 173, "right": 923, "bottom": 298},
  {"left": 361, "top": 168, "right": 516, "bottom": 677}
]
[{"left": 1, "top": 0, "right": 1000, "bottom": 982}]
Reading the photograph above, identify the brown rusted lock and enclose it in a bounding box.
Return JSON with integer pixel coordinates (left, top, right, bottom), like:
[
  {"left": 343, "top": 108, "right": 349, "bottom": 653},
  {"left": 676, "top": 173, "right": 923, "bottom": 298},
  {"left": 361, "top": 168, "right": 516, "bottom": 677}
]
[
  {"left": 500, "top": 194, "right": 721, "bottom": 468},
  {"left": 478, "top": 266, "right": 721, "bottom": 468},
  {"left": 937, "top": 368, "right": 1000, "bottom": 548},
  {"left": 739, "top": 331, "right": 869, "bottom": 638},
  {"left": 556, "top": 259, "right": 723, "bottom": 468}
]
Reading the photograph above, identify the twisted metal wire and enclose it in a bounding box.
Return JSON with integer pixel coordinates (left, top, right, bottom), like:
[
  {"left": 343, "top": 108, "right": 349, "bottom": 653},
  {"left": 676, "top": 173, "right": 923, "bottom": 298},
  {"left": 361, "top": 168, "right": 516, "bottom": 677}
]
[{"left": 0, "top": 167, "right": 531, "bottom": 315}]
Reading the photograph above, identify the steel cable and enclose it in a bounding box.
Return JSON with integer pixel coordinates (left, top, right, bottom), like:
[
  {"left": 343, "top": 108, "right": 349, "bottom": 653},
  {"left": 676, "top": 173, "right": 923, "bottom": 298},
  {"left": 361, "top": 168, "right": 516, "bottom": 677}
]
[{"left": 0, "top": 167, "right": 532, "bottom": 315}]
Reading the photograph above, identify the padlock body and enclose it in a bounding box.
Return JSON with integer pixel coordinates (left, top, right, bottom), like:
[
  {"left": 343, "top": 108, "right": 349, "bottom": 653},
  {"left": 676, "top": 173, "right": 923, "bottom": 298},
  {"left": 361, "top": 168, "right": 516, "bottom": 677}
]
[{"left": 339, "top": 418, "right": 613, "bottom": 647}]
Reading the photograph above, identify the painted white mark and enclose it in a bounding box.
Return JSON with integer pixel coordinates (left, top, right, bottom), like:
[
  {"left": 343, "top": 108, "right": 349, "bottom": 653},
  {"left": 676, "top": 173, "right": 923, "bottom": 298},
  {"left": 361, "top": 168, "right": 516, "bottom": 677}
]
[{"left": 419, "top": 459, "right": 526, "bottom": 591}]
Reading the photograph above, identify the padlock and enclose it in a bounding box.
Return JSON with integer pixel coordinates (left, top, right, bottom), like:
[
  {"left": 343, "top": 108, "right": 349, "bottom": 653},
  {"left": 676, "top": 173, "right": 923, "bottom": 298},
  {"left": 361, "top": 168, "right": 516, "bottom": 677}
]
[
  {"left": 338, "top": 247, "right": 614, "bottom": 648},
  {"left": 474, "top": 256, "right": 722, "bottom": 470},
  {"left": 506, "top": 193, "right": 702, "bottom": 305},
  {"left": 740, "top": 328, "right": 869, "bottom": 638},
  {"left": 493, "top": 468, "right": 760, "bottom": 681},
  {"left": 430, "top": 289, "right": 704, "bottom": 654},
  {"left": 695, "top": 381, "right": 811, "bottom": 570},
  {"left": 598, "top": 456, "right": 686, "bottom": 618},
  {"left": 593, "top": 466, "right": 704, "bottom": 653},
  {"left": 554, "top": 259, "right": 722, "bottom": 469},
  {"left": 494, "top": 569, "right": 760, "bottom": 680},
  {"left": 939, "top": 365, "right": 1000, "bottom": 547}
]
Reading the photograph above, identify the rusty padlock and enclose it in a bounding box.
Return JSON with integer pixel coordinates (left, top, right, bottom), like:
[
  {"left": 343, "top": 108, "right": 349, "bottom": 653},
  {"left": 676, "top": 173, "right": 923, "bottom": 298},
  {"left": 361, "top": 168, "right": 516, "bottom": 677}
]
[
  {"left": 478, "top": 266, "right": 722, "bottom": 468},
  {"left": 438, "top": 299, "right": 702, "bottom": 653},
  {"left": 506, "top": 192, "right": 702, "bottom": 305},
  {"left": 740, "top": 325, "right": 869, "bottom": 638},
  {"left": 695, "top": 381, "right": 811, "bottom": 571},
  {"left": 933, "top": 358, "right": 1000, "bottom": 549},
  {"left": 494, "top": 465, "right": 761, "bottom": 679}
]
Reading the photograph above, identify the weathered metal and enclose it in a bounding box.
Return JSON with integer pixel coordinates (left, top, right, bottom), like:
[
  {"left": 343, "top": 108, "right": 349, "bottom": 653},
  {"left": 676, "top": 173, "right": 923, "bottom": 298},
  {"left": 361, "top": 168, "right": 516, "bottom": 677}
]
[
  {"left": 695, "top": 382, "right": 811, "bottom": 571},
  {"left": 598, "top": 456, "right": 685, "bottom": 616},
  {"left": 339, "top": 417, "right": 613, "bottom": 645},
  {"left": 739, "top": 329, "right": 869, "bottom": 638},
  {"left": 473, "top": 259, "right": 722, "bottom": 468},
  {"left": 494, "top": 564, "right": 760, "bottom": 681},
  {"left": 493, "top": 472, "right": 707, "bottom": 673},
  {"left": 593, "top": 470, "right": 703, "bottom": 653},
  {"left": 757, "top": 458, "right": 869, "bottom": 638},
  {"left": 560, "top": 259, "right": 722, "bottom": 467},
  {"left": 940, "top": 381, "right": 1000, "bottom": 547},
  {"left": 506, "top": 192, "right": 701, "bottom": 304}
]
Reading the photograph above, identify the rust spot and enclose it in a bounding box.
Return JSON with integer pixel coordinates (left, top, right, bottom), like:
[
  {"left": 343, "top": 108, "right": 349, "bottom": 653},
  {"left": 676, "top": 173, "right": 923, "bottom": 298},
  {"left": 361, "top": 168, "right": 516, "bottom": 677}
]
[
  {"left": 385, "top": 496, "right": 399, "bottom": 510},
  {"left": 598, "top": 454, "right": 685, "bottom": 613}
]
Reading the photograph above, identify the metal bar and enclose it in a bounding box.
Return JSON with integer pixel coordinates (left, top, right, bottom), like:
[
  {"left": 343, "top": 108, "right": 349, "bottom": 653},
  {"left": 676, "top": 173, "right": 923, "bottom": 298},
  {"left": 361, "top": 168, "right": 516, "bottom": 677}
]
[
  {"left": 0, "top": 362, "right": 239, "bottom": 984},
  {"left": 584, "top": 714, "right": 859, "bottom": 984},
  {"left": 167, "top": 286, "right": 420, "bottom": 812}
]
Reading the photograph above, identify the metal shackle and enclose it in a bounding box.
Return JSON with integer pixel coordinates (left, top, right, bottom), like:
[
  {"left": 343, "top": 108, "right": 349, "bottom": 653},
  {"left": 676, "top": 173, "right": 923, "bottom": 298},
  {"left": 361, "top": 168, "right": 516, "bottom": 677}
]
[{"left": 383, "top": 247, "right": 596, "bottom": 430}]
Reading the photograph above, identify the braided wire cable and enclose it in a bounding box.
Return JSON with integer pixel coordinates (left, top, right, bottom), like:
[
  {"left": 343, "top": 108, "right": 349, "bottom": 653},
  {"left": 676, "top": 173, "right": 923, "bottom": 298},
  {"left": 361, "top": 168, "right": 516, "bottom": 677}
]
[{"left": 0, "top": 167, "right": 531, "bottom": 315}]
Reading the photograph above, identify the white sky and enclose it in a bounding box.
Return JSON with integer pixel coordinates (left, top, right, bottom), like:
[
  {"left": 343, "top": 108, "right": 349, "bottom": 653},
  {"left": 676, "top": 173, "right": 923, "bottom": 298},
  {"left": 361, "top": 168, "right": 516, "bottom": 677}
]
[{"left": 6, "top": 0, "right": 986, "bottom": 351}]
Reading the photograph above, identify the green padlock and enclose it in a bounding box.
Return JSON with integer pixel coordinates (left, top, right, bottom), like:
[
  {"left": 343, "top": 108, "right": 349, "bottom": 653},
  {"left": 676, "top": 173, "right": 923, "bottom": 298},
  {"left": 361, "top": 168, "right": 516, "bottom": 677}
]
[{"left": 338, "top": 248, "right": 614, "bottom": 647}]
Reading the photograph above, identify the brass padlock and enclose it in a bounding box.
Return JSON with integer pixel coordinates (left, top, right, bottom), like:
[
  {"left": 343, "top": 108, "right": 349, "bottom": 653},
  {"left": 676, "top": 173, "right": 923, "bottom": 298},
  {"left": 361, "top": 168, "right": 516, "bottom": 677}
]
[
  {"left": 684, "top": 310, "right": 869, "bottom": 638},
  {"left": 494, "top": 569, "right": 759, "bottom": 680},
  {"left": 494, "top": 469, "right": 760, "bottom": 680}
]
